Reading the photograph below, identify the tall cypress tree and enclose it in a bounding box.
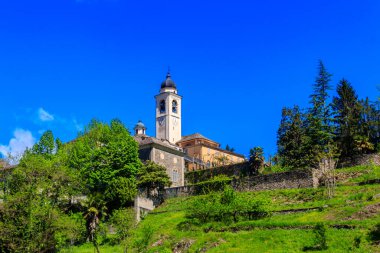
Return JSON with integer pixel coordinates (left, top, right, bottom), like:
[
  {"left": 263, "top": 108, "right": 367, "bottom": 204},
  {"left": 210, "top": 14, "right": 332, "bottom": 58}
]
[{"left": 306, "top": 61, "right": 335, "bottom": 166}]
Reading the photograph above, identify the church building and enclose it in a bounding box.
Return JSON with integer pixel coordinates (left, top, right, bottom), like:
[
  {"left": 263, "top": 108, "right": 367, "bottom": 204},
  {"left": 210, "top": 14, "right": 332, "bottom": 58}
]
[{"left": 133, "top": 71, "right": 245, "bottom": 187}]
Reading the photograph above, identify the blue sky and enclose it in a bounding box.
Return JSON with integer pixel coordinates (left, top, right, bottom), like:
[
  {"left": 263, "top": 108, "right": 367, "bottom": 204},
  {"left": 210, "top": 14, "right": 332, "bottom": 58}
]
[{"left": 0, "top": 0, "right": 379, "bottom": 159}]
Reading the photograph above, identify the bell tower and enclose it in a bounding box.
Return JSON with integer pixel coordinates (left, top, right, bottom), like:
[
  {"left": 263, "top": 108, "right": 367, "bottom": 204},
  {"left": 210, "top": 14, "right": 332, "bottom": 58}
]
[{"left": 155, "top": 71, "right": 182, "bottom": 144}]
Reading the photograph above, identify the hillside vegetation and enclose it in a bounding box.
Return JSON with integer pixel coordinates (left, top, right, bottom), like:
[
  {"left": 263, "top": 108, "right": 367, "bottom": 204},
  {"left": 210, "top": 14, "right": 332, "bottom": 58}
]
[{"left": 65, "top": 164, "right": 380, "bottom": 253}]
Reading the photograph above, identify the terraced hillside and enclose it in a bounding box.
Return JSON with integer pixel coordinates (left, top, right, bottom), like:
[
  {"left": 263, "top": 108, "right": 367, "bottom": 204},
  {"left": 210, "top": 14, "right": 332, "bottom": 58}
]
[{"left": 67, "top": 165, "right": 380, "bottom": 253}]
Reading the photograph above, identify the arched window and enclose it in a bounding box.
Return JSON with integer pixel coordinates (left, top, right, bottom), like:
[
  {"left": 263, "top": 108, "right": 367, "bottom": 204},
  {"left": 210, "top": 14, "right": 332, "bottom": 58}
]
[
  {"left": 172, "top": 100, "right": 178, "bottom": 113},
  {"left": 160, "top": 100, "right": 166, "bottom": 113}
]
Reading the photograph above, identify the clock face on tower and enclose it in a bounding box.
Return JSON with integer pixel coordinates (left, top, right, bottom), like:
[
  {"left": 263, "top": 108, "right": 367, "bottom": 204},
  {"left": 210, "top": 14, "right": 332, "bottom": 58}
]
[{"left": 158, "top": 117, "right": 165, "bottom": 127}]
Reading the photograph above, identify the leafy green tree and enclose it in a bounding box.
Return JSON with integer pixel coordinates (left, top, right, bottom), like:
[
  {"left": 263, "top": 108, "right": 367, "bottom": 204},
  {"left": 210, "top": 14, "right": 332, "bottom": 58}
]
[
  {"left": 32, "top": 130, "right": 56, "bottom": 156},
  {"left": 55, "top": 137, "right": 63, "bottom": 151},
  {"left": 0, "top": 146, "right": 83, "bottom": 252},
  {"left": 68, "top": 119, "right": 142, "bottom": 210},
  {"left": 137, "top": 161, "right": 171, "bottom": 197},
  {"left": 277, "top": 106, "right": 312, "bottom": 169},
  {"left": 332, "top": 79, "right": 363, "bottom": 158},
  {"left": 105, "top": 177, "right": 138, "bottom": 207}
]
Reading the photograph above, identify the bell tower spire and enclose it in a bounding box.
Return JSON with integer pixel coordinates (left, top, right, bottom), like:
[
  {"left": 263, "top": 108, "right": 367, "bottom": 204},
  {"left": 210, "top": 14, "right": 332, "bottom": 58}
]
[{"left": 155, "top": 70, "right": 182, "bottom": 143}]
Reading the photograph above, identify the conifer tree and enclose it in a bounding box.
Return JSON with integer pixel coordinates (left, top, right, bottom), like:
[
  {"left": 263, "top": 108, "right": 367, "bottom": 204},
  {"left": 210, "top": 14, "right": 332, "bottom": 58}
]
[
  {"left": 357, "top": 97, "right": 379, "bottom": 152},
  {"left": 277, "top": 106, "right": 311, "bottom": 169},
  {"left": 306, "top": 61, "right": 336, "bottom": 167},
  {"left": 332, "top": 79, "right": 362, "bottom": 158}
]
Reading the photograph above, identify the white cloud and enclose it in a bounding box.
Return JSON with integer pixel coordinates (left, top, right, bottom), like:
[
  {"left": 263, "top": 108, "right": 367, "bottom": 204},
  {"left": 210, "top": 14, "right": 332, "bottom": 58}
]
[
  {"left": 73, "top": 119, "right": 84, "bottom": 132},
  {"left": 0, "top": 129, "right": 36, "bottom": 162},
  {"left": 38, "top": 108, "right": 54, "bottom": 122}
]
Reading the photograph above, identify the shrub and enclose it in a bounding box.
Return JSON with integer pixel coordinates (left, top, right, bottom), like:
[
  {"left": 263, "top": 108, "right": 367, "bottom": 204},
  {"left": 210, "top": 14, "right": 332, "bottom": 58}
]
[
  {"left": 313, "top": 223, "right": 327, "bottom": 250},
  {"left": 133, "top": 225, "right": 154, "bottom": 252},
  {"left": 303, "top": 223, "right": 328, "bottom": 251},
  {"left": 193, "top": 175, "right": 232, "bottom": 195},
  {"left": 109, "top": 208, "right": 136, "bottom": 244},
  {"left": 54, "top": 213, "right": 87, "bottom": 250},
  {"left": 368, "top": 223, "right": 380, "bottom": 243},
  {"left": 186, "top": 186, "right": 271, "bottom": 223}
]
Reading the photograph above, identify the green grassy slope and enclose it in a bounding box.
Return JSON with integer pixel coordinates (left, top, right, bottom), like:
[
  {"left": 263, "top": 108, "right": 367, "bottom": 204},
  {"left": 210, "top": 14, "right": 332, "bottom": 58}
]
[{"left": 67, "top": 165, "right": 380, "bottom": 252}]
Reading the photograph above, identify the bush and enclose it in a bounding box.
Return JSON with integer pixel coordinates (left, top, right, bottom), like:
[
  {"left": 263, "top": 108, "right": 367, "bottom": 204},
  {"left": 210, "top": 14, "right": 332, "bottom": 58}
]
[
  {"left": 303, "top": 223, "right": 328, "bottom": 251},
  {"left": 192, "top": 175, "right": 232, "bottom": 195},
  {"left": 313, "top": 223, "right": 328, "bottom": 250},
  {"left": 54, "top": 213, "right": 87, "bottom": 250},
  {"left": 132, "top": 225, "right": 154, "bottom": 252},
  {"left": 109, "top": 208, "right": 136, "bottom": 244},
  {"left": 368, "top": 223, "right": 380, "bottom": 243},
  {"left": 186, "top": 186, "right": 271, "bottom": 223},
  {"left": 262, "top": 165, "right": 290, "bottom": 174}
]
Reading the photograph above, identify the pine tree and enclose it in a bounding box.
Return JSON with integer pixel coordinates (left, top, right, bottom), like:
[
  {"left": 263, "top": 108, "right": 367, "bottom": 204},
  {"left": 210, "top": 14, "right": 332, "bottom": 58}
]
[
  {"left": 332, "top": 79, "right": 362, "bottom": 158},
  {"left": 306, "top": 61, "right": 335, "bottom": 167},
  {"left": 277, "top": 106, "right": 312, "bottom": 169},
  {"left": 357, "top": 97, "right": 378, "bottom": 153}
]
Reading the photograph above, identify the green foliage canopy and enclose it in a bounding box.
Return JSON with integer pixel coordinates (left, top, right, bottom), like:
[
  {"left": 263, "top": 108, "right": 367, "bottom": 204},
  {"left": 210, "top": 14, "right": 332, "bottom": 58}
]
[
  {"left": 137, "top": 161, "right": 171, "bottom": 194},
  {"left": 68, "top": 119, "right": 142, "bottom": 209}
]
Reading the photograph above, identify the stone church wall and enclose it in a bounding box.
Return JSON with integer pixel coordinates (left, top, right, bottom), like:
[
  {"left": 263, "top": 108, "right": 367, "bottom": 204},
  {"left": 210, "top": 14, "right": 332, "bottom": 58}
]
[{"left": 153, "top": 148, "right": 184, "bottom": 187}]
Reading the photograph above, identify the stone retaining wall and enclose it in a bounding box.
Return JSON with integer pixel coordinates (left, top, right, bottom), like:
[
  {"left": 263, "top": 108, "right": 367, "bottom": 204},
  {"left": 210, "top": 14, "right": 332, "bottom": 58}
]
[
  {"left": 231, "top": 169, "right": 317, "bottom": 191},
  {"left": 185, "top": 162, "right": 251, "bottom": 184},
  {"left": 165, "top": 168, "right": 319, "bottom": 198},
  {"left": 337, "top": 154, "right": 380, "bottom": 168}
]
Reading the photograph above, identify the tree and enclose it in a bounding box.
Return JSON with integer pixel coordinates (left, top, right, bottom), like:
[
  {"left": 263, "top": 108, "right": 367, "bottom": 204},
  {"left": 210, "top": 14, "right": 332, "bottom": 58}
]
[
  {"left": 358, "top": 97, "right": 379, "bottom": 152},
  {"left": 32, "top": 130, "right": 56, "bottom": 156},
  {"left": 309, "top": 61, "right": 333, "bottom": 121},
  {"left": 277, "top": 106, "right": 312, "bottom": 169},
  {"left": 332, "top": 79, "right": 363, "bottom": 158},
  {"left": 137, "top": 161, "right": 171, "bottom": 198},
  {"left": 68, "top": 119, "right": 142, "bottom": 211},
  {"left": 249, "top": 146, "right": 265, "bottom": 175},
  {"left": 0, "top": 144, "right": 83, "bottom": 252},
  {"left": 225, "top": 144, "right": 235, "bottom": 152},
  {"left": 306, "top": 61, "right": 336, "bottom": 167},
  {"left": 83, "top": 194, "right": 108, "bottom": 253}
]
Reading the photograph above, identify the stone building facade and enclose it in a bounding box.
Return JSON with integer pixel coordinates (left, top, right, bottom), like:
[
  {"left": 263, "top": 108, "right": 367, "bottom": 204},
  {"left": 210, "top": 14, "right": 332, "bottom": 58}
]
[{"left": 134, "top": 135, "right": 185, "bottom": 187}]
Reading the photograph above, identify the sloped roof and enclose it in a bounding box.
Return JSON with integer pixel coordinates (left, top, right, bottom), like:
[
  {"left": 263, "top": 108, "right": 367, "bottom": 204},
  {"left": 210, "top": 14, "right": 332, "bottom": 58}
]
[
  {"left": 178, "top": 133, "right": 216, "bottom": 144},
  {"left": 134, "top": 135, "right": 182, "bottom": 151}
]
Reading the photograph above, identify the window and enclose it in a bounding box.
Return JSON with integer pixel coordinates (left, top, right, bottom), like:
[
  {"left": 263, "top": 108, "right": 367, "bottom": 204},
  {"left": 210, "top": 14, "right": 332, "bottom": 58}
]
[
  {"left": 160, "top": 100, "right": 166, "bottom": 113},
  {"left": 172, "top": 100, "right": 178, "bottom": 113},
  {"left": 172, "top": 170, "right": 179, "bottom": 182}
]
